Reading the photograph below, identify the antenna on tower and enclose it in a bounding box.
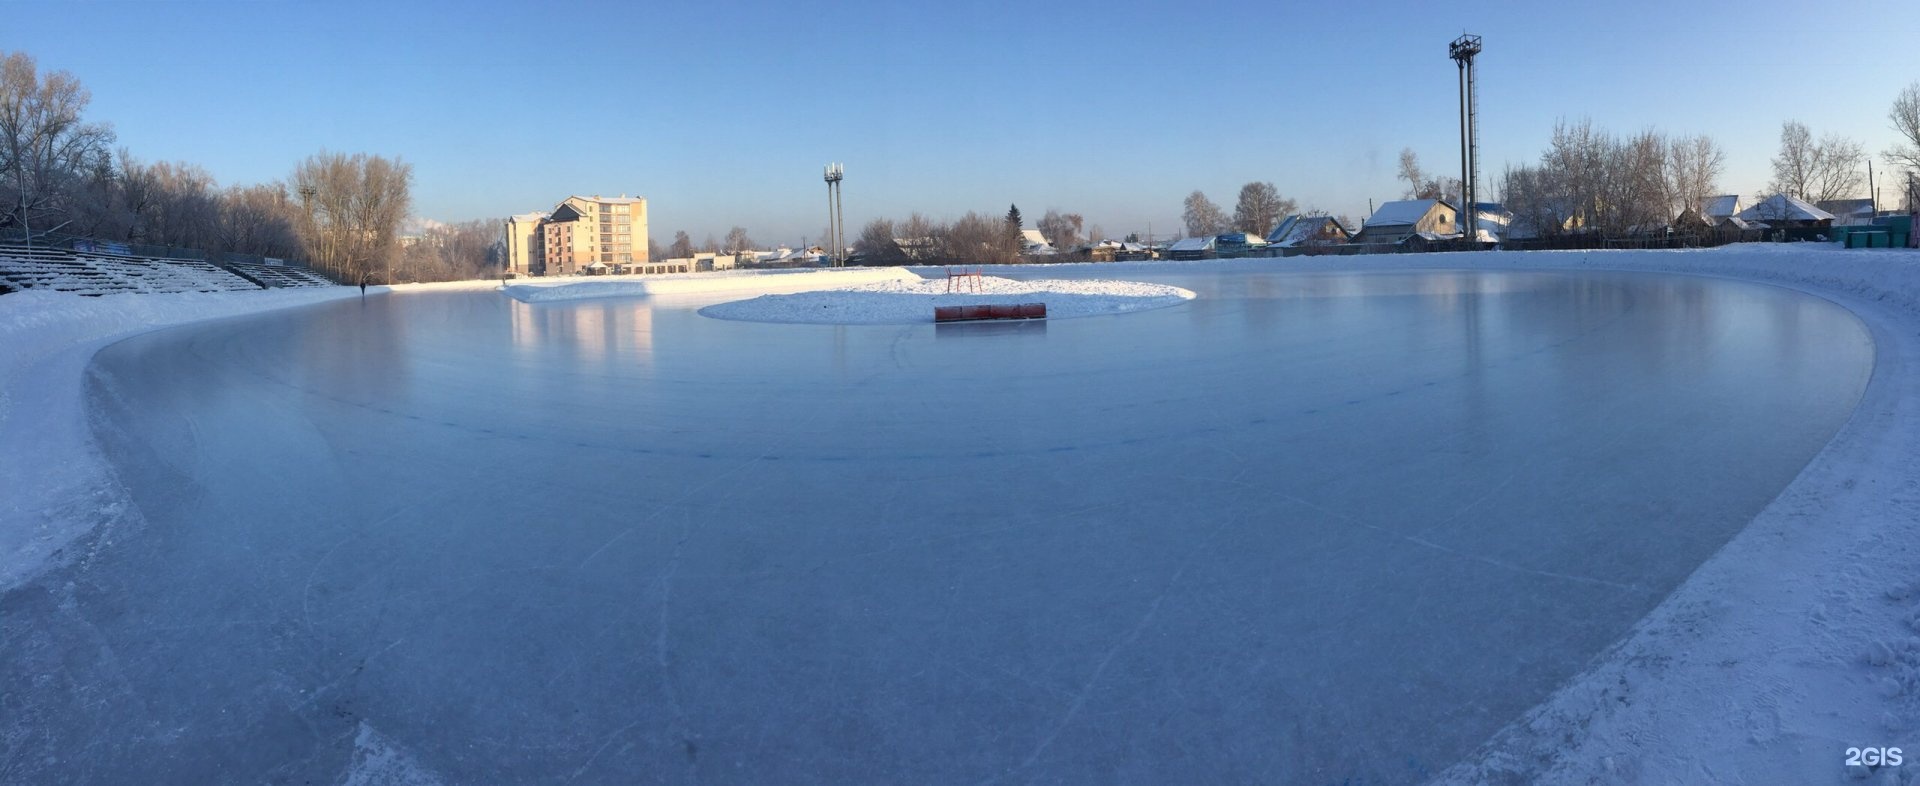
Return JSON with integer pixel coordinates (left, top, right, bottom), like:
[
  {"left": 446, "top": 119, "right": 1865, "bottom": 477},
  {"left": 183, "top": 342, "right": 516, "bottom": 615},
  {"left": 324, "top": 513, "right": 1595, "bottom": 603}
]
[
  {"left": 823, "top": 163, "right": 845, "bottom": 266},
  {"left": 1449, "top": 33, "right": 1483, "bottom": 244}
]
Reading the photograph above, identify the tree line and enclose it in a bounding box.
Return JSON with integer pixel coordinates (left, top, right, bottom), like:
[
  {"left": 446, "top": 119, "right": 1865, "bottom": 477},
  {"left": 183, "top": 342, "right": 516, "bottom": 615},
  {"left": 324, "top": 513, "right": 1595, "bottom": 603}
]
[{"left": 1, "top": 51, "right": 495, "bottom": 284}]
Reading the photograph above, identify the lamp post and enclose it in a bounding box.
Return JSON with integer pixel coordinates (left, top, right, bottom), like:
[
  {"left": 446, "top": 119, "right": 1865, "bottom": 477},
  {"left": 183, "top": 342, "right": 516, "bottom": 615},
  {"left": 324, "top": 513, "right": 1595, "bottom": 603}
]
[{"left": 1449, "top": 34, "right": 1483, "bottom": 242}]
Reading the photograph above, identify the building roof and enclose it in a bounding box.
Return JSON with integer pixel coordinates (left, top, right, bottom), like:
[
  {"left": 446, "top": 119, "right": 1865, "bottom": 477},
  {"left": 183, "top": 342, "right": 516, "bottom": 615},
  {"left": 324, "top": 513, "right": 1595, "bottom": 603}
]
[
  {"left": 1816, "top": 198, "right": 1877, "bottom": 222},
  {"left": 1266, "top": 215, "right": 1351, "bottom": 246},
  {"left": 1366, "top": 199, "right": 1452, "bottom": 227},
  {"left": 570, "top": 195, "right": 647, "bottom": 205},
  {"left": 1701, "top": 195, "right": 1742, "bottom": 219},
  {"left": 1020, "top": 229, "right": 1049, "bottom": 246},
  {"left": 1167, "top": 236, "right": 1215, "bottom": 252},
  {"left": 1737, "top": 194, "right": 1835, "bottom": 222},
  {"left": 1215, "top": 232, "right": 1268, "bottom": 246}
]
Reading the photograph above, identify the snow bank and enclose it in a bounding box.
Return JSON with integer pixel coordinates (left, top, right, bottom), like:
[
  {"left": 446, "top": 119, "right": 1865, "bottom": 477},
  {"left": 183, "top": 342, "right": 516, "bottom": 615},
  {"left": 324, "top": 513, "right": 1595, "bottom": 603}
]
[
  {"left": 697, "top": 275, "right": 1196, "bottom": 324},
  {"left": 500, "top": 267, "right": 919, "bottom": 303},
  {"left": 0, "top": 286, "right": 362, "bottom": 590}
]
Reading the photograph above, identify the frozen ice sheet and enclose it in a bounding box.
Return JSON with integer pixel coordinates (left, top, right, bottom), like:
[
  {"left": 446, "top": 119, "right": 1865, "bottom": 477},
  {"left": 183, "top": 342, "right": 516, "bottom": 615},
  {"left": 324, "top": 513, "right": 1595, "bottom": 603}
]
[{"left": 1, "top": 269, "right": 1873, "bottom": 783}]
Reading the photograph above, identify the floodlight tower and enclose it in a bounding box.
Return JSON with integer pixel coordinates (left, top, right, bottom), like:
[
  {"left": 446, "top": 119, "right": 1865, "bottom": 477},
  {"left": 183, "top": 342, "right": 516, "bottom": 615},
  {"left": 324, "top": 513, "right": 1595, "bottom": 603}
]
[
  {"left": 823, "top": 163, "right": 845, "bottom": 266},
  {"left": 1449, "top": 34, "right": 1482, "bottom": 242}
]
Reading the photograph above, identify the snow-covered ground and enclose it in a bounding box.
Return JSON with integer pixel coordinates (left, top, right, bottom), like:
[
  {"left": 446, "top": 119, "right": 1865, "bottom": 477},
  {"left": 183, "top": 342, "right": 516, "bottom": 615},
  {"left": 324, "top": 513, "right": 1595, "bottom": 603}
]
[
  {"left": 697, "top": 275, "right": 1195, "bottom": 324},
  {"left": 3, "top": 244, "right": 1919, "bottom": 782}
]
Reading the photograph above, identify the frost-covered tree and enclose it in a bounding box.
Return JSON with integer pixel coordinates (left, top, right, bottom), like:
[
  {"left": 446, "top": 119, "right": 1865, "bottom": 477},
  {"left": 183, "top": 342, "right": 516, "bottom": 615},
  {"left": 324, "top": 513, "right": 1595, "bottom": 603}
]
[
  {"left": 1232, "top": 181, "right": 1294, "bottom": 237},
  {"left": 1182, "top": 190, "right": 1226, "bottom": 237},
  {"left": 1665, "top": 134, "right": 1725, "bottom": 217},
  {"left": 0, "top": 51, "right": 116, "bottom": 245},
  {"left": 1769, "top": 120, "right": 1864, "bottom": 204},
  {"left": 723, "top": 226, "right": 753, "bottom": 253}
]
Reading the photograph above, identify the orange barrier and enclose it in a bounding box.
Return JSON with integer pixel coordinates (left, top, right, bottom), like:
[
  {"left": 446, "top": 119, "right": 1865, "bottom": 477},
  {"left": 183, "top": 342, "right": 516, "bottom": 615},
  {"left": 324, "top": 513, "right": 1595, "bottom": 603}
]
[{"left": 934, "top": 302, "right": 1046, "bottom": 322}]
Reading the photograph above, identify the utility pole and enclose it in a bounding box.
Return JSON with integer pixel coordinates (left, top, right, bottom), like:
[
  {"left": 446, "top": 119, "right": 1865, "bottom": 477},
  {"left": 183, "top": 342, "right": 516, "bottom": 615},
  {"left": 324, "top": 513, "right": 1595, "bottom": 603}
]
[
  {"left": 1450, "top": 34, "right": 1483, "bottom": 243},
  {"left": 1868, "top": 159, "right": 1877, "bottom": 216}
]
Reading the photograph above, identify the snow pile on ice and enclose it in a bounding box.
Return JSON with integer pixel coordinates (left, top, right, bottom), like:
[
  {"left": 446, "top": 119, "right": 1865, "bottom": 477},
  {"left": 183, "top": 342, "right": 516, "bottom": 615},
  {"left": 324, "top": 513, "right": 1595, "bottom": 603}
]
[
  {"left": 698, "top": 275, "right": 1196, "bottom": 324},
  {"left": 501, "top": 267, "right": 920, "bottom": 303},
  {"left": 0, "top": 286, "right": 364, "bottom": 589}
]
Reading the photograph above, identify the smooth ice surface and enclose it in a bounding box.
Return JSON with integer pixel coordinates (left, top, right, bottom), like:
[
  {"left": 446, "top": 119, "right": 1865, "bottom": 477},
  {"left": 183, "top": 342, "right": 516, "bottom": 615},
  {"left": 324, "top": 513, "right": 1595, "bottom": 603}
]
[
  {"left": 2, "top": 269, "right": 1873, "bottom": 784},
  {"left": 698, "top": 275, "right": 1194, "bottom": 324}
]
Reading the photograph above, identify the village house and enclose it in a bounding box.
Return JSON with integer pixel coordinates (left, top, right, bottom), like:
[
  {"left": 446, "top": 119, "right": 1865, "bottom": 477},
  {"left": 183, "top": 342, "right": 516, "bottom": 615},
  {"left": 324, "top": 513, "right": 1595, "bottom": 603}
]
[{"left": 1353, "top": 199, "right": 1458, "bottom": 245}]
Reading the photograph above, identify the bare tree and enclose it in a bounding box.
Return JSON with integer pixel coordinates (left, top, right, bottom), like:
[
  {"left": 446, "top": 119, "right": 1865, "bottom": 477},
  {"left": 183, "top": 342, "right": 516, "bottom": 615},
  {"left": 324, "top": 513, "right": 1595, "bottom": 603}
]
[
  {"left": 1809, "top": 134, "right": 1865, "bottom": 204},
  {"left": 1888, "top": 82, "right": 1920, "bottom": 175},
  {"left": 855, "top": 217, "right": 899, "bottom": 263},
  {"left": 1036, "top": 209, "right": 1083, "bottom": 249},
  {"left": 935, "top": 210, "right": 1019, "bottom": 264},
  {"left": 218, "top": 183, "right": 302, "bottom": 258},
  {"left": 723, "top": 226, "right": 753, "bottom": 253},
  {"left": 291, "top": 151, "right": 412, "bottom": 283},
  {"left": 1770, "top": 120, "right": 1864, "bottom": 203},
  {"left": 1232, "top": 181, "right": 1295, "bottom": 237},
  {"left": 1182, "top": 190, "right": 1227, "bottom": 237},
  {"left": 1396, "top": 148, "right": 1462, "bottom": 203},
  {"left": 1396, "top": 148, "right": 1427, "bottom": 199},
  {"left": 0, "top": 51, "right": 116, "bottom": 244},
  {"left": 398, "top": 218, "right": 504, "bottom": 282},
  {"left": 145, "top": 160, "right": 221, "bottom": 249},
  {"left": 899, "top": 212, "right": 935, "bottom": 240},
  {"left": 1665, "top": 134, "right": 1725, "bottom": 217},
  {"left": 668, "top": 230, "right": 692, "bottom": 259}
]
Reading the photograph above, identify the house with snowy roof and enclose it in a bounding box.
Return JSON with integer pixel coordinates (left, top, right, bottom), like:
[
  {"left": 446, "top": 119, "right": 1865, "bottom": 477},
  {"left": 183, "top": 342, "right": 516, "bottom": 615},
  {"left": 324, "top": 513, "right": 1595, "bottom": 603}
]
[
  {"left": 1213, "top": 231, "right": 1270, "bottom": 258},
  {"left": 1737, "top": 194, "right": 1835, "bottom": 228},
  {"left": 1816, "top": 198, "right": 1877, "bottom": 226},
  {"left": 1266, "top": 215, "right": 1353, "bottom": 247},
  {"left": 1166, "top": 236, "right": 1216, "bottom": 260},
  {"left": 1700, "top": 195, "right": 1743, "bottom": 225},
  {"left": 1353, "top": 199, "right": 1458, "bottom": 245},
  {"left": 1019, "top": 229, "right": 1056, "bottom": 254}
]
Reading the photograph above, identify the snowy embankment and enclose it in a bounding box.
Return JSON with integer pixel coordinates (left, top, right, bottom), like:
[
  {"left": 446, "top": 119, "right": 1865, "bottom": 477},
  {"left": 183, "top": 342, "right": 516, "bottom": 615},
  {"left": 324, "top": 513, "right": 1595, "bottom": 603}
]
[
  {"left": 698, "top": 275, "right": 1195, "bottom": 324},
  {"left": 0, "top": 286, "right": 364, "bottom": 590},
  {"left": 499, "top": 266, "right": 919, "bottom": 303}
]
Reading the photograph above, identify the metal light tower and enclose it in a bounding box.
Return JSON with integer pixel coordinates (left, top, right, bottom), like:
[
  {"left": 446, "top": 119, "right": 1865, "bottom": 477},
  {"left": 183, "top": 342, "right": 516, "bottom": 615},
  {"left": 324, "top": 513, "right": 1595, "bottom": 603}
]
[
  {"left": 1449, "top": 34, "right": 1482, "bottom": 243},
  {"left": 823, "top": 163, "right": 845, "bottom": 266}
]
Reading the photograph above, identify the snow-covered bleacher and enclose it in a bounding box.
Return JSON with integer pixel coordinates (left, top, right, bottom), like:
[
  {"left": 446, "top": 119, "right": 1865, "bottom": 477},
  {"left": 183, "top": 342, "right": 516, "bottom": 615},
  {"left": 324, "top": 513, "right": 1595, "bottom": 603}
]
[
  {"left": 223, "top": 261, "right": 337, "bottom": 288},
  {"left": 0, "top": 244, "right": 336, "bottom": 295}
]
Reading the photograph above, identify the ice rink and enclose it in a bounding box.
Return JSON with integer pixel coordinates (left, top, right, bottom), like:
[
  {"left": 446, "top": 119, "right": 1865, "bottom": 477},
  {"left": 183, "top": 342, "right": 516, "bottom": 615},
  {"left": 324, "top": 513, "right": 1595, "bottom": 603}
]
[{"left": 1, "top": 268, "right": 1875, "bottom": 784}]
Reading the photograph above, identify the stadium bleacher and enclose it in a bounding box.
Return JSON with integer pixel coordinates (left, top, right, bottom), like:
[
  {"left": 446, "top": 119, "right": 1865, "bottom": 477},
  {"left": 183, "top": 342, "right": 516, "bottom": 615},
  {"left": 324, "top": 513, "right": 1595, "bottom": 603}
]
[
  {"left": 0, "top": 244, "right": 339, "bottom": 296},
  {"left": 223, "top": 261, "right": 338, "bottom": 289}
]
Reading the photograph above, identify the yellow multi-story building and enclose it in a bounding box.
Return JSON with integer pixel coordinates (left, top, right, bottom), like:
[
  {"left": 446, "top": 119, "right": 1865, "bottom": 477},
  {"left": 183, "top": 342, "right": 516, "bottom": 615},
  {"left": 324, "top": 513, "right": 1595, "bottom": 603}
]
[
  {"left": 503, "top": 212, "right": 545, "bottom": 276},
  {"left": 503, "top": 195, "right": 650, "bottom": 276}
]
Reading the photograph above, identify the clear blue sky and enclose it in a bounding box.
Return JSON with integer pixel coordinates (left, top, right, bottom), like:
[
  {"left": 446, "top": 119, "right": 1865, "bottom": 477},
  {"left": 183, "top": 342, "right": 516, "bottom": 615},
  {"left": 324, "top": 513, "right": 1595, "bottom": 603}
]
[{"left": 5, "top": 0, "right": 1915, "bottom": 245}]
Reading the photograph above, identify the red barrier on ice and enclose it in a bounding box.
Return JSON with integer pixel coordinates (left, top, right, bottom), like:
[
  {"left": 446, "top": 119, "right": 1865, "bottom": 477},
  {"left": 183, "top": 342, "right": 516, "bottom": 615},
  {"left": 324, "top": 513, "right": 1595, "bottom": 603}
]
[{"left": 934, "top": 302, "right": 1047, "bottom": 323}]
